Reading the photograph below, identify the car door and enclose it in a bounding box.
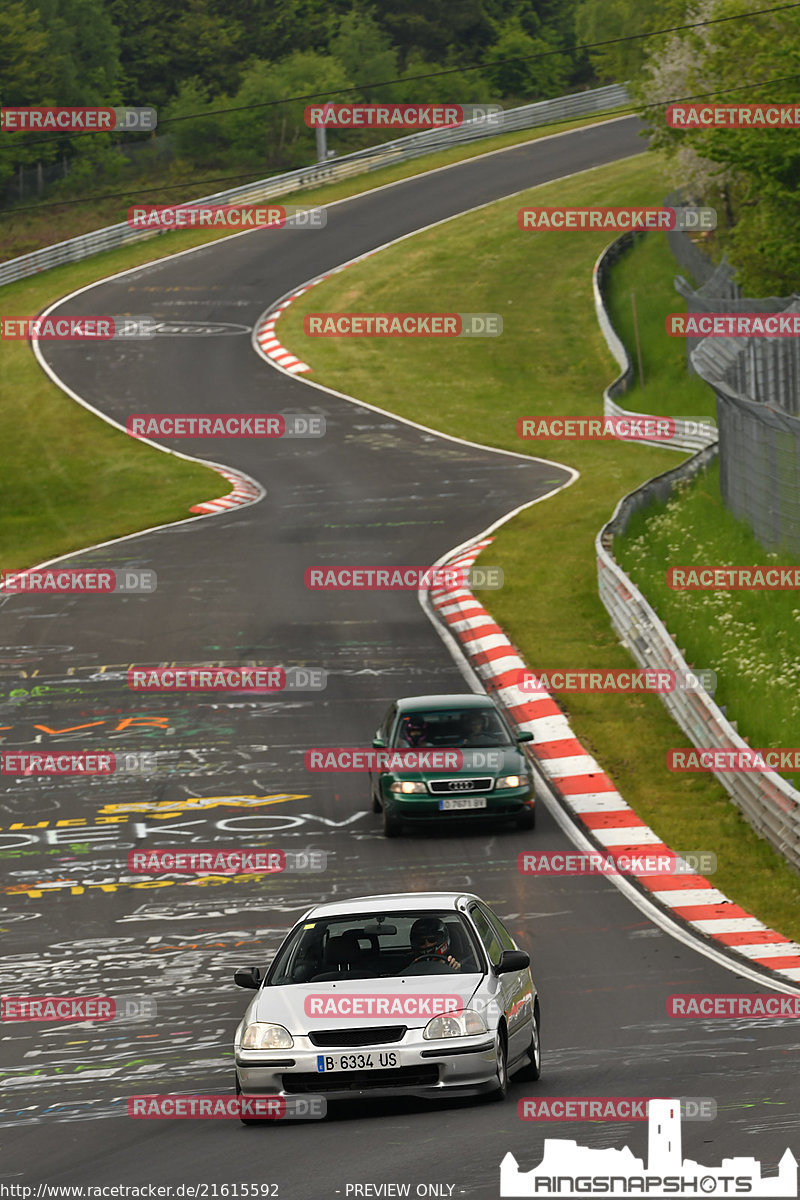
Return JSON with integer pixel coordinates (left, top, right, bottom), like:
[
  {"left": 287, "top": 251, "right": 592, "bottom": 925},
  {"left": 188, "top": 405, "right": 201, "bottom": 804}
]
[{"left": 472, "top": 902, "right": 532, "bottom": 1064}]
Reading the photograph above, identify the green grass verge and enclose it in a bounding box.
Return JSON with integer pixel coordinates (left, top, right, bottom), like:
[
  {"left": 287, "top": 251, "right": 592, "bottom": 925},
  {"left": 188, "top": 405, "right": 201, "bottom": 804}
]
[
  {"left": 0, "top": 286, "right": 220, "bottom": 571},
  {"left": 605, "top": 233, "right": 715, "bottom": 419},
  {"left": 278, "top": 152, "right": 800, "bottom": 941},
  {"left": 618, "top": 460, "right": 800, "bottom": 788},
  {"left": 0, "top": 110, "right": 628, "bottom": 573}
]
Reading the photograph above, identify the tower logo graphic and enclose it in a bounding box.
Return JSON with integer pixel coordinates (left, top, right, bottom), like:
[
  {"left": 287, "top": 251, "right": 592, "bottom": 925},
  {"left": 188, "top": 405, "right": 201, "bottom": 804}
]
[{"left": 500, "top": 1098, "right": 797, "bottom": 1196}]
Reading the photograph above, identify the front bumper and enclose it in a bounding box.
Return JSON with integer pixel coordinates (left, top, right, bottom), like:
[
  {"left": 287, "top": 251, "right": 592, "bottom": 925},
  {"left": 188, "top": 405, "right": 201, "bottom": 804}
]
[
  {"left": 384, "top": 786, "right": 534, "bottom": 823},
  {"left": 235, "top": 1034, "right": 499, "bottom": 1101}
]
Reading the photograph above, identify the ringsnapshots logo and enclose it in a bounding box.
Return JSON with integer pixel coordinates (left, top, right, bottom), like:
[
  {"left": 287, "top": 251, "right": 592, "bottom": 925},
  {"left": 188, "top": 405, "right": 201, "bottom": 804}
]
[
  {"left": 518, "top": 206, "right": 716, "bottom": 231},
  {"left": 127, "top": 665, "right": 327, "bottom": 692},
  {"left": 127, "top": 205, "right": 325, "bottom": 230},
  {"left": 667, "top": 102, "right": 800, "bottom": 128},
  {"left": 668, "top": 566, "right": 800, "bottom": 590},
  {"left": 518, "top": 1097, "right": 717, "bottom": 1122},
  {"left": 128, "top": 1095, "right": 326, "bottom": 1120},
  {"left": 668, "top": 313, "right": 800, "bottom": 337},
  {"left": 0, "top": 107, "right": 156, "bottom": 131},
  {"left": 499, "top": 1097, "right": 798, "bottom": 1197},
  {"left": 517, "top": 416, "right": 676, "bottom": 442},
  {"left": 126, "top": 413, "right": 325, "bottom": 438},
  {"left": 303, "top": 313, "right": 502, "bottom": 337},
  {"left": 2, "top": 316, "right": 156, "bottom": 340},
  {"left": 304, "top": 565, "right": 503, "bottom": 589},
  {"left": 515, "top": 669, "right": 717, "bottom": 693},
  {"left": 0, "top": 750, "right": 158, "bottom": 777},
  {"left": 518, "top": 851, "right": 717, "bottom": 876},
  {"left": 127, "top": 848, "right": 326, "bottom": 874},
  {"left": 0, "top": 569, "right": 155, "bottom": 594},
  {"left": 304, "top": 103, "right": 503, "bottom": 128}
]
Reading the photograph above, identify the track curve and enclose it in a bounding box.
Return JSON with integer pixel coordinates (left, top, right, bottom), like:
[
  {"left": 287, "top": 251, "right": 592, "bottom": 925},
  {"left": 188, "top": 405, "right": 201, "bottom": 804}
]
[{"left": 1, "top": 117, "right": 797, "bottom": 1198}]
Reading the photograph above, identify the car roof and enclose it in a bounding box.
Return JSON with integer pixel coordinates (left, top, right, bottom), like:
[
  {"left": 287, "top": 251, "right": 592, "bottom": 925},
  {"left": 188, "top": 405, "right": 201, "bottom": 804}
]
[
  {"left": 395, "top": 694, "right": 497, "bottom": 712},
  {"left": 303, "top": 891, "right": 481, "bottom": 919}
]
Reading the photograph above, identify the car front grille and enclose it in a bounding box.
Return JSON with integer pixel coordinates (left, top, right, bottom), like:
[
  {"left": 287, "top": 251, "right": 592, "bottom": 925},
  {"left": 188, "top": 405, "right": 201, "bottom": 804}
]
[
  {"left": 428, "top": 777, "right": 493, "bottom": 794},
  {"left": 308, "top": 1026, "right": 406, "bottom": 1048},
  {"left": 283, "top": 1066, "right": 440, "bottom": 1093}
]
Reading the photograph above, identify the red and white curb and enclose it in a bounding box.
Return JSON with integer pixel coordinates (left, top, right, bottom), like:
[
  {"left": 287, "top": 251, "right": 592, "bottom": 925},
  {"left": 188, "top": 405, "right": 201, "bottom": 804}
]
[
  {"left": 190, "top": 467, "right": 263, "bottom": 514},
  {"left": 252, "top": 252, "right": 380, "bottom": 376},
  {"left": 254, "top": 284, "right": 325, "bottom": 374},
  {"left": 429, "top": 538, "right": 800, "bottom": 988}
]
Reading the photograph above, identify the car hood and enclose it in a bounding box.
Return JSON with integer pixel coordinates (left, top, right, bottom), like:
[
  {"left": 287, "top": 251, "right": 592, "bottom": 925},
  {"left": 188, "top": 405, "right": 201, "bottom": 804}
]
[{"left": 250, "top": 973, "right": 485, "bottom": 1033}]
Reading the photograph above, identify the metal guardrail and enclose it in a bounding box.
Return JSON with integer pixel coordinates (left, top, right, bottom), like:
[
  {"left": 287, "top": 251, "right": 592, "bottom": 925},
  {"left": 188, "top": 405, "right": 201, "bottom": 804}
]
[
  {"left": 593, "top": 236, "right": 800, "bottom": 872},
  {"left": 593, "top": 231, "right": 718, "bottom": 452},
  {"left": 0, "top": 83, "right": 630, "bottom": 289}
]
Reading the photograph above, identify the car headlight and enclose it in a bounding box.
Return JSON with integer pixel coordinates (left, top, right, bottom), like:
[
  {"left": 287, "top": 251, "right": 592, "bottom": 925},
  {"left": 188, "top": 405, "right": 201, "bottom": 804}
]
[
  {"left": 423, "top": 1009, "right": 487, "bottom": 1039},
  {"left": 389, "top": 780, "right": 427, "bottom": 794},
  {"left": 497, "top": 774, "right": 523, "bottom": 789},
  {"left": 240, "top": 1022, "right": 294, "bottom": 1049}
]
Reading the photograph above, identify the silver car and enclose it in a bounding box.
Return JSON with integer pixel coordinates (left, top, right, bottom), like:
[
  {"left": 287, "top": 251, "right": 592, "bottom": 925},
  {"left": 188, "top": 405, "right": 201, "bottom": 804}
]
[{"left": 233, "top": 891, "right": 541, "bottom": 1120}]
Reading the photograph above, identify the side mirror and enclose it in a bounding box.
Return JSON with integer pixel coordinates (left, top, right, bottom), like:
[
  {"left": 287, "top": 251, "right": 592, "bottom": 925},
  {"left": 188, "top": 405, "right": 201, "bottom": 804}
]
[
  {"left": 372, "top": 731, "right": 386, "bottom": 748},
  {"left": 494, "top": 949, "right": 530, "bottom": 976},
  {"left": 234, "top": 966, "right": 262, "bottom": 989},
  {"left": 516, "top": 731, "right": 534, "bottom": 743}
]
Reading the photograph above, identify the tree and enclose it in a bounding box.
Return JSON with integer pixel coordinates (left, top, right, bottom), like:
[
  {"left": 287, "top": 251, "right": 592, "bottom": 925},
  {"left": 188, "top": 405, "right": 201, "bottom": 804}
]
[
  {"left": 226, "top": 51, "right": 351, "bottom": 170},
  {"left": 483, "top": 15, "right": 569, "bottom": 99}
]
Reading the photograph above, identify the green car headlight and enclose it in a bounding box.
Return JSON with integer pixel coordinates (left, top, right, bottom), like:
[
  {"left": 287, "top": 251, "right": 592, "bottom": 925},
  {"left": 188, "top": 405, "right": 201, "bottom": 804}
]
[
  {"left": 497, "top": 774, "right": 523, "bottom": 789},
  {"left": 423, "top": 1009, "right": 487, "bottom": 1039},
  {"left": 389, "top": 780, "right": 427, "bottom": 794},
  {"left": 241, "top": 1022, "right": 294, "bottom": 1049}
]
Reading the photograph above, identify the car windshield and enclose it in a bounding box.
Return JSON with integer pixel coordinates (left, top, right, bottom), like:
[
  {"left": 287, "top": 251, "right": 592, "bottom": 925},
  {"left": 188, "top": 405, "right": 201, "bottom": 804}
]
[
  {"left": 266, "top": 910, "right": 485, "bottom": 984},
  {"left": 393, "top": 707, "right": 511, "bottom": 748}
]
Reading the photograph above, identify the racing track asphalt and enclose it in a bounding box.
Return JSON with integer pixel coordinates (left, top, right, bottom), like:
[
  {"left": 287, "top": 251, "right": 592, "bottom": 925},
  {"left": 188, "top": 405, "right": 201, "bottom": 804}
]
[{"left": 1, "top": 117, "right": 797, "bottom": 1197}]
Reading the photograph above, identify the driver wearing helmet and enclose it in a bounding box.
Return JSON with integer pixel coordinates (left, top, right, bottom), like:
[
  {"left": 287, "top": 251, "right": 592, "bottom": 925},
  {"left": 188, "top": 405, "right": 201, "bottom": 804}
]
[
  {"left": 406, "top": 916, "right": 461, "bottom": 971},
  {"left": 400, "top": 714, "right": 431, "bottom": 747}
]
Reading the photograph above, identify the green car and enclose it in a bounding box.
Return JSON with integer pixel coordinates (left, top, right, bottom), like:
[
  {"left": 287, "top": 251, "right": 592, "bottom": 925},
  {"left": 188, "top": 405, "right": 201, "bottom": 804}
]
[{"left": 369, "top": 694, "right": 536, "bottom": 838}]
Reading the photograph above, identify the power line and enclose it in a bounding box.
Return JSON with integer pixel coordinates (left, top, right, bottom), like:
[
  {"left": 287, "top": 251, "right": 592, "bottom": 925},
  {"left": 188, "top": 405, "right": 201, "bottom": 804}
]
[
  {"left": 1, "top": 0, "right": 798, "bottom": 155},
  {"left": 7, "top": 71, "right": 800, "bottom": 217}
]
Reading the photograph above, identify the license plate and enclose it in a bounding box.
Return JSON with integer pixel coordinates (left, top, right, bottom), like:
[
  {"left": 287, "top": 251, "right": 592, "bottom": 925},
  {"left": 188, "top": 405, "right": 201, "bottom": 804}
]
[
  {"left": 317, "top": 1052, "right": 399, "bottom": 1072},
  {"left": 439, "top": 796, "right": 488, "bottom": 810}
]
